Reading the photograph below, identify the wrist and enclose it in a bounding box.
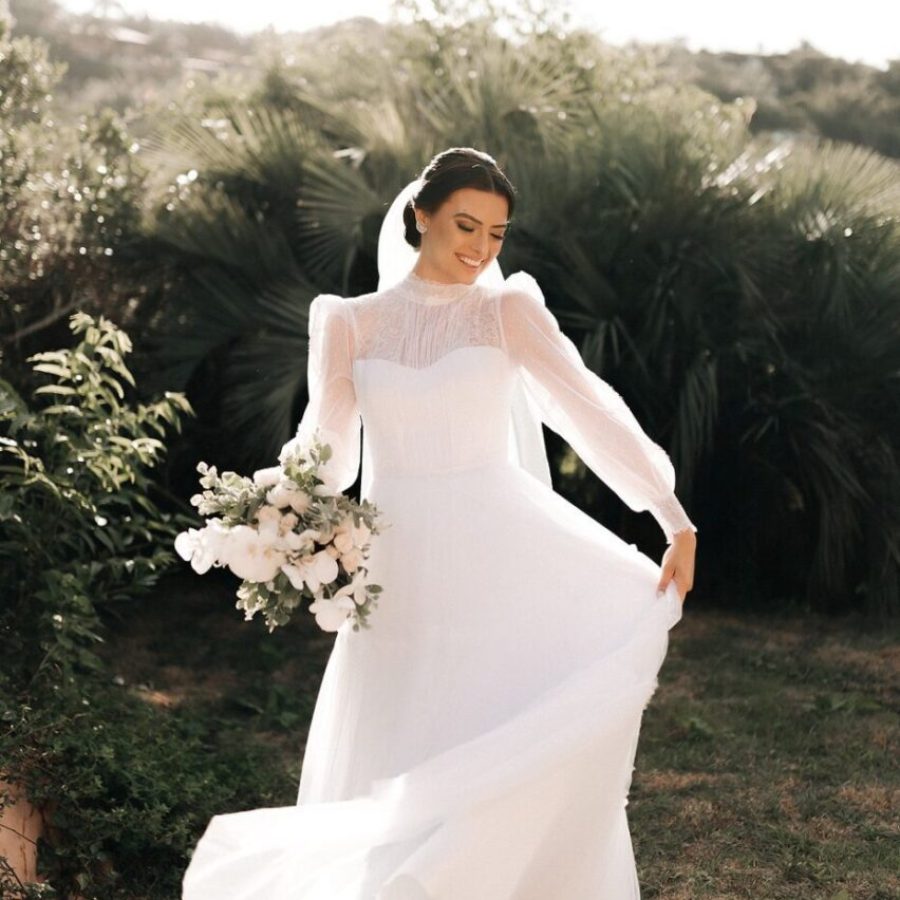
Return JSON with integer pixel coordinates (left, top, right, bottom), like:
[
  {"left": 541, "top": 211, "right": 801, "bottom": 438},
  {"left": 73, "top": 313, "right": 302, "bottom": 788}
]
[{"left": 667, "top": 525, "right": 697, "bottom": 545}]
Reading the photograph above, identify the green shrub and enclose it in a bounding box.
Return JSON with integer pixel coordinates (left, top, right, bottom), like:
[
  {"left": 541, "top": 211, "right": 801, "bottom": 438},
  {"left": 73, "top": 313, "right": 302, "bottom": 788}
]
[
  {"left": 0, "top": 310, "right": 230, "bottom": 896},
  {"left": 1, "top": 678, "right": 295, "bottom": 899},
  {"left": 0, "top": 311, "right": 193, "bottom": 684}
]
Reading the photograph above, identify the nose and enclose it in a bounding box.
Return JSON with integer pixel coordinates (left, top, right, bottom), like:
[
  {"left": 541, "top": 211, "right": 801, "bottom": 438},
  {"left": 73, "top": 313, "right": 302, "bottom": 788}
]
[{"left": 471, "top": 232, "right": 489, "bottom": 259}]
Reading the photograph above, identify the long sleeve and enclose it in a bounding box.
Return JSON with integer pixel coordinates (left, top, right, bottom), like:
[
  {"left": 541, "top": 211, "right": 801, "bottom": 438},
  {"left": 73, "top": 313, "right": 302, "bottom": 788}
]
[
  {"left": 498, "top": 283, "right": 697, "bottom": 543},
  {"left": 286, "top": 294, "right": 361, "bottom": 493}
]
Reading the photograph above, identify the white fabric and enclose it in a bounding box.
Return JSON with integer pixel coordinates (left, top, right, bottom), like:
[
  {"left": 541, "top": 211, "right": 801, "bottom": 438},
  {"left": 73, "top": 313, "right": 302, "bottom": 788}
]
[
  {"left": 182, "top": 271, "right": 697, "bottom": 899},
  {"left": 374, "top": 178, "right": 552, "bottom": 493}
]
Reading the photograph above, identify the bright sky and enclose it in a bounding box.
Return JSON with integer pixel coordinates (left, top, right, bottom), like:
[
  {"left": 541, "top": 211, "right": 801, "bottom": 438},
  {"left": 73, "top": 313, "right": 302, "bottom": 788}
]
[{"left": 57, "top": 0, "right": 898, "bottom": 69}]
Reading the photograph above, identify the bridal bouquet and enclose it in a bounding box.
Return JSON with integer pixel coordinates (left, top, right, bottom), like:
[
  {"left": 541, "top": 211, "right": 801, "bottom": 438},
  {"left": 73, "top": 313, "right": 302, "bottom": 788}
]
[{"left": 174, "top": 428, "right": 386, "bottom": 633}]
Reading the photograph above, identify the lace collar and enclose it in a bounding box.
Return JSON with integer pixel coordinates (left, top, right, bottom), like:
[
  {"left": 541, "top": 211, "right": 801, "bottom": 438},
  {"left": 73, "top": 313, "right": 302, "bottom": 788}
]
[{"left": 392, "top": 270, "right": 481, "bottom": 305}]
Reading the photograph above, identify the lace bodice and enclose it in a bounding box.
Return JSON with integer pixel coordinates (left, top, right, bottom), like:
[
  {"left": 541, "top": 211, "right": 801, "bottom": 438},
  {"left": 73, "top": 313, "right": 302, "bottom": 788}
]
[
  {"left": 352, "top": 271, "right": 502, "bottom": 367},
  {"left": 289, "top": 269, "right": 698, "bottom": 542}
]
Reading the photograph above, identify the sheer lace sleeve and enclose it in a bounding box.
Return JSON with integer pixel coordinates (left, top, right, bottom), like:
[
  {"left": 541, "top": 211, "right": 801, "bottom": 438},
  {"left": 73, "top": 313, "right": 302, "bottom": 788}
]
[
  {"left": 284, "top": 294, "right": 361, "bottom": 493},
  {"left": 498, "top": 283, "right": 697, "bottom": 543}
]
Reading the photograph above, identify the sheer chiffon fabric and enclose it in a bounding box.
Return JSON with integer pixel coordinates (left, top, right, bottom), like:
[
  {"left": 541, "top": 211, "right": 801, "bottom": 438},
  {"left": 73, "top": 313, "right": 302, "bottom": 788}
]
[{"left": 182, "top": 269, "right": 696, "bottom": 899}]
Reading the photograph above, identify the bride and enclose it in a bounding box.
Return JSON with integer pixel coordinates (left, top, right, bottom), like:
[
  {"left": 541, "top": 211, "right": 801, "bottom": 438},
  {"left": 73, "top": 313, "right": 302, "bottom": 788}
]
[{"left": 182, "top": 146, "right": 697, "bottom": 899}]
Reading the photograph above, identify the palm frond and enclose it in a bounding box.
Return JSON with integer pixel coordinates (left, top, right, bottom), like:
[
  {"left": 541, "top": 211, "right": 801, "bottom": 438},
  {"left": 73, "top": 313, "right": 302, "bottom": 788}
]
[
  {"left": 295, "top": 153, "right": 383, "bottom": 290},
  {"left": 673, "top": 351, "right": 719, "bottom": 493},
  {"left": 154, "top": 191, "right": 298, "bottom": 281}
]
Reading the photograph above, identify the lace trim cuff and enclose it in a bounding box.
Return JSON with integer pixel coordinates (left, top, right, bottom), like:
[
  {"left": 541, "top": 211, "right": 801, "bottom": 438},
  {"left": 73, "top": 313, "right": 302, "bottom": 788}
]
[{"left": 649, "top": 494, "right": 698, "bottom": 544}]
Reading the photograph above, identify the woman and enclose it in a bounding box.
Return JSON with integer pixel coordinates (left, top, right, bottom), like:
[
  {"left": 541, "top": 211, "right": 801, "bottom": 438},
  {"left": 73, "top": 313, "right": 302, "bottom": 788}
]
[{"left": 183, "top": 147, "right": 697, "bottom": 899}]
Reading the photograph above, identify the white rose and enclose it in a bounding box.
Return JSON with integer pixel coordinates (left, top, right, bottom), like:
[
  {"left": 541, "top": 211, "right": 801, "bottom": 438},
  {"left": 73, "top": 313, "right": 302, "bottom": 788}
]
[
  {"left": 279, "top": 512, "right": 299, "bottom": 533},
  {"left": 340, "top": 547, "right": 365, "bottom": 573},
  {"left": 255, "top": 505, "right": 283, "bottom": 539},
  {"left": 288, "top": 490, "right": 311, "bottom": 515},
  {"left": 332, "top": 522, "right": 355, "bottom": 555}
]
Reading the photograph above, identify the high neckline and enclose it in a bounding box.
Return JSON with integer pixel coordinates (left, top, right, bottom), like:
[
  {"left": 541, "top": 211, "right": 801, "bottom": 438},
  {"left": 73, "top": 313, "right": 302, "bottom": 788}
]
[{"left": 394, "top": 269, "right": 480, "bottom": 305}]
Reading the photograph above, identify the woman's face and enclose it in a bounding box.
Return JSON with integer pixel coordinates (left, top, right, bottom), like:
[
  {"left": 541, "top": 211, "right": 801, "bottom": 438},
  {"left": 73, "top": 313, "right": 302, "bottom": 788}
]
[{"left": 414, "top": 187, "right": 510, "bottom": 284}]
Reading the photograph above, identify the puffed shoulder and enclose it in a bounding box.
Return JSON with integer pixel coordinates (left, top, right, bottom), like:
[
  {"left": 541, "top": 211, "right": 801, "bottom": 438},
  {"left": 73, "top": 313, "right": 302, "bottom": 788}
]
[
  {"left": 501, "top": 270, "right": 545, "bottom": 305},
  {"left": 307, "top": 293, "right": 352, "bottom": 336},
  {"left": 497, "top": 270, "right": 555, "bottom": 328},
  {"left": 309, "top": 293, "right": 347, "bottom": 315},
  {"left": 496, "top": 271, "right": 549, "bottom": 321}
]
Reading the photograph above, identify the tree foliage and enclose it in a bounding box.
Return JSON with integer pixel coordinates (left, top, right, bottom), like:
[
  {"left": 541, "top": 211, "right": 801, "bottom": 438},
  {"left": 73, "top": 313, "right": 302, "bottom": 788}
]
[
  {"left": 1, "top": 1, "right": 898, "bottom": 619},
  {"left": 0, "top": 7, "right": 148, "bottom": 378}
]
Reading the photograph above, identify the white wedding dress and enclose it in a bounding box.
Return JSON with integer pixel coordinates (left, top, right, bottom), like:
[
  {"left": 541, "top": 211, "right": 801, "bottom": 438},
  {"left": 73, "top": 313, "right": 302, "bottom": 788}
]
[{"left": 182, "top": 268, "right": 697, "bottom": 899}]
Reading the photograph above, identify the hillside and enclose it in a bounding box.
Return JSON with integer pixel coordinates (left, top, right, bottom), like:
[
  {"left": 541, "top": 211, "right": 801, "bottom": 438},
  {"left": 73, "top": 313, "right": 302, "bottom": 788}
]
[{"left": 8, "top": 0, "right": 900, "bottom": 159}]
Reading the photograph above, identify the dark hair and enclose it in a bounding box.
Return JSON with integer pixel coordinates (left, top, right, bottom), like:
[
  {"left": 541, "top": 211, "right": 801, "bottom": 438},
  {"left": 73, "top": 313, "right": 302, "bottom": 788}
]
[{"left": 402, "top": 147, "right": 517, "bottom": 249}]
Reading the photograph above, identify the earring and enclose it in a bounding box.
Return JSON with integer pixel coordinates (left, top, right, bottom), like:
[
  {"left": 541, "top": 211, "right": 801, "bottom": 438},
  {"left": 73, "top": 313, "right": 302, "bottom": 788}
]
[{"left": 416, "top": 221, "right": 427, "bottom": 234}]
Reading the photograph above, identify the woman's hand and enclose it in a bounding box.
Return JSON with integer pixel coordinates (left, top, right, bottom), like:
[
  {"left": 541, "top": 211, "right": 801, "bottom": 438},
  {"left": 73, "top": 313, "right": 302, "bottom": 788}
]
[{"left": 657, "top": 528, "right": 696, "bottom": 603}]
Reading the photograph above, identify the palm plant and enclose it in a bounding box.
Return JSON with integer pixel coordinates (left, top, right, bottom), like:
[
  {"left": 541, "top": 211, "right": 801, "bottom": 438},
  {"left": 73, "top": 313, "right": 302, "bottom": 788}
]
[
  {"left": 133, "top": 14, "right": 900, "bottom": 615},
  {"left": 135, "top": 15, "right": 600, "bottom": 475},
  {"left": 724, "top": 140, "right": 900, "bottom": 615},
  {"left": 137, "top": 101, "right": 383, "bottom": 468}
]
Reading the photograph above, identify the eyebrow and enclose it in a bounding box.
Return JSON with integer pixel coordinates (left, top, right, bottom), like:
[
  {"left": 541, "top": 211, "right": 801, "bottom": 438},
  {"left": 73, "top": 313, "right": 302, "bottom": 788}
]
[{"left": 453, "top": 212, "right": 510, "bottom": 229}]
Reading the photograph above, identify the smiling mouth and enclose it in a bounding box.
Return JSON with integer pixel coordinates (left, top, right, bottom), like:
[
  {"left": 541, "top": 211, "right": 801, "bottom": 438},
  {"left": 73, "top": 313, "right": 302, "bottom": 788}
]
[{"left": 457, "top": 254, "right": 483, "bottom": 268}]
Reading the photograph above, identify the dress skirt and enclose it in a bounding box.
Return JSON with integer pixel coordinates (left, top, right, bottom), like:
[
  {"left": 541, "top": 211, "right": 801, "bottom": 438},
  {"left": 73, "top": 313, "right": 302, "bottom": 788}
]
[{"left": 182, "top": 458, "right": 682, "bottom": 899}]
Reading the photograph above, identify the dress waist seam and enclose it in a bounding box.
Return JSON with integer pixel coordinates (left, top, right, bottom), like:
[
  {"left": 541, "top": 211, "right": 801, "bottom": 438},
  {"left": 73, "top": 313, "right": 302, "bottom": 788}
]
[{"left": 369, "top": 458, "right": 512, "bottom": 480}]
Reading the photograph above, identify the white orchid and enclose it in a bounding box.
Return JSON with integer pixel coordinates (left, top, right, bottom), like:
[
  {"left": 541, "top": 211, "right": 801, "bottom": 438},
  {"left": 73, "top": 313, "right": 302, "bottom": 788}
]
[
  {"left": 279, "top": 526, "right": 320, "bottom": 554},
  {"left": 308, "top": 569, "right": 370, "bottom": 631},
  {"left": 174, "top": 520, "right": 230, "bottom": 574},
  {"left": 220, "top": 524, "right": 286, "bottom": 582},
  {"left": 308, "top": 595, "right": 357, "bottom": 632},
  {"left": 332, "top": 569, "right": 370, "bottom": 607},
  {"left": 302, "top": 549, "right": 339, "bottom": 590},
  {"left": 279, "top": 562, "right": 305, "bottom": 591},
  {"left": 280, "top": 548, "right": 339, "bottom": 593}
]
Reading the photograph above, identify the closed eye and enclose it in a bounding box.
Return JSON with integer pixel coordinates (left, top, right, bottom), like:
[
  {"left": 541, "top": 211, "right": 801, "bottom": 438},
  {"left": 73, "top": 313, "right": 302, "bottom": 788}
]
[{"left": 458, "top": 224, "right": 505, "bottom": 241}]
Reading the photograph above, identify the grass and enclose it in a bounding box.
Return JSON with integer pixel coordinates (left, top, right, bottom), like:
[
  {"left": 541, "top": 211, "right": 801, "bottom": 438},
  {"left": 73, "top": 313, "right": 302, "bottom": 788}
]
[
  {"left": 632, "top": 607, "right": 899, "bottom": 899},
  {"left": 101, "top": 572, "right": 898, "bottom": 899}
]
